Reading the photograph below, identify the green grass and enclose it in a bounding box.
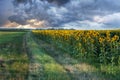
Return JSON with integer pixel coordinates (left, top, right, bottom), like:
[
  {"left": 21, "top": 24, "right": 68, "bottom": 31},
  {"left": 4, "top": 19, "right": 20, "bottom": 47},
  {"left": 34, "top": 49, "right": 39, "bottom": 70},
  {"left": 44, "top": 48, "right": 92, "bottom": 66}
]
[
  {"left": 0, "top": 32, "right": 25, "bottom": 44},
  {"left": 32, "top": 30, "right": 120, "bottom": 80},
  {"left": 26, "top": 32, "right": 70, "bottom": 80},
  {"left": 0, "top": 31, "right": 29, "bottom": 79},
  {"left": 0, "top": 30, "right": 120, "bottom": 80}
]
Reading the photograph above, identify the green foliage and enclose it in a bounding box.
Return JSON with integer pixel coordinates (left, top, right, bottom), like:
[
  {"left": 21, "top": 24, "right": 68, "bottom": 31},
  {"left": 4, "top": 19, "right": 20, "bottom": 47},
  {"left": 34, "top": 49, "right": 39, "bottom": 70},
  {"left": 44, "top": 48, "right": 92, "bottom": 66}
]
[
  {"left": 32, "top": 30, "right": 120, "bottom": 77},
  {"left": 26, "top": 32, "right": 70, "bottom": 80},
  {"left": 0, "top": 32, "right": 29, "bottom": 79}
]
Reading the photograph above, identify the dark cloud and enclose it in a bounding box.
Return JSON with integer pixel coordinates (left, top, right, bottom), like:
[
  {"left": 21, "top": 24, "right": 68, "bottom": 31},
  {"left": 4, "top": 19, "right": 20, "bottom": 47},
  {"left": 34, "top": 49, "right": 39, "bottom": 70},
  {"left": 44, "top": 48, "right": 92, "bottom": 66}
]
[
  {"left": 14, "top": 0, "right": 28, "bottom": 3},
  {"left": 8, "top": 15, "right": 26, "bottom": 25},
  {"left": 0, "top": 14, "right": 6, "bottom": 26},
  {"left": 1, "top": 0, "right": 120, "bottom": 29},
  {"left": 0, "top": 0, "right": 14, "bottom": 27},
  {"left": 12, "top": 0, "right": 32, "bottom": 6},
  {"left": 13, "top": 0, "right": 70, "bottom": 5},
  {"left": 45, "top": 0, "right": 70, "bottom": 5}
]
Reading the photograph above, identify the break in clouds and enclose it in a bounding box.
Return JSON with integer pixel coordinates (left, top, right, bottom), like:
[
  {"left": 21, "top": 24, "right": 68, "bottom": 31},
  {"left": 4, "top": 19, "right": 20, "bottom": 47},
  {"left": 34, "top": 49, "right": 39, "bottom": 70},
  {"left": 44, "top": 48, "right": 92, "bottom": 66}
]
[{"left": 0, "top": 0, "right": 120, "bottom": 29}]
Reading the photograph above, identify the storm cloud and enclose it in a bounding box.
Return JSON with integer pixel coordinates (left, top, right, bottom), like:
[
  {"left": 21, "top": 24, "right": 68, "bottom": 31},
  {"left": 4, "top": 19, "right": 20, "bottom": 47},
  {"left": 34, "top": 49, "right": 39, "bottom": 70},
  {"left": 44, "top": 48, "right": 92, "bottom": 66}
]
[
  {"left": 1, "top": 0, "right": 120, "bottom": 29},
  {"left": 0, "top": 0, "right": 14, "bottom": 26}
]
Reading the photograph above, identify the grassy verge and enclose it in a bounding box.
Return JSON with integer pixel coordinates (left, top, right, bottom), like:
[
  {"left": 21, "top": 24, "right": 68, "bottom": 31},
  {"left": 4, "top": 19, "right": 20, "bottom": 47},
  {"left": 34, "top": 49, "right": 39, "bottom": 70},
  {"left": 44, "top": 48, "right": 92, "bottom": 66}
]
[{"left": 26, "top": 32, "right": 70, "bottom": 80}]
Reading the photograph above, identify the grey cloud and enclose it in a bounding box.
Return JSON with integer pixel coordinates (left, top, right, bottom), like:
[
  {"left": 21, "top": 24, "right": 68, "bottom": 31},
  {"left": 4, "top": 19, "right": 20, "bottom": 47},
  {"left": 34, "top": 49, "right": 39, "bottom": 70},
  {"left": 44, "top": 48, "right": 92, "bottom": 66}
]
[
  {"left": 10, "top": 0, "right": 68, "bottom": 26},
  {"left": 1, "top": 0, "right": 120, "bottom": 29},
  {"left": 8, "top": 15, "right": 27, "bottom": 25},
  {"left": 0, "top": 0, "right": 14, "bottom": 27},
  {"left": 96, "top": 13, "right": 120, "bottom": 28},
  {"left": 13, "top": 0, "right": 70, "bottom": 5},
  {"left": 0, "top": 14, "right": 6, "bottom": 26},
  {"left": 61, "top": 0, "right": 120, "bottom": 29}
]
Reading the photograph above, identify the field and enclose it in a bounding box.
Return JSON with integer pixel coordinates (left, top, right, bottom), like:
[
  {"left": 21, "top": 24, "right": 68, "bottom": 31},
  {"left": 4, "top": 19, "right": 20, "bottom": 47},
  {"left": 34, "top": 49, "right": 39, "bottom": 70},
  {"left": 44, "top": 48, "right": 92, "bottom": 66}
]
[
  {"left": 0, "top": 31, "right": 29, "bottom": 79},
  {"left": 0, "top": 30, "right": 120, "bottom": 80}
]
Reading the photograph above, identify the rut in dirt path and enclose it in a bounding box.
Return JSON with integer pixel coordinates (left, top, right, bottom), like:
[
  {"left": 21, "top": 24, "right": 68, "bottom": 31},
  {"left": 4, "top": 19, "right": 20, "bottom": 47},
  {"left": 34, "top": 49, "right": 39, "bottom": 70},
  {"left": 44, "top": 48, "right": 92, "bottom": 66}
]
[
  {"left": 26, "top": 33, "right": 70, "bottom": 80},
  {"left": 25, "top": 33, "right": 44, "bottom": 80},
  {"left": 34, "top": 37, "right": 106, "bottom": 80}
]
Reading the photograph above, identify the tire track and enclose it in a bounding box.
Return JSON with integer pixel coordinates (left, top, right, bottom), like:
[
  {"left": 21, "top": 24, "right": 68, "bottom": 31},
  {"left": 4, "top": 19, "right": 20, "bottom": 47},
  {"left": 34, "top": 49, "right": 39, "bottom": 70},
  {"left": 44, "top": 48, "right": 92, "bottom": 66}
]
[
  {"left": 26, "top": 32, "right": 70, "bottom": 80},
  {"left": 25, "top": 32, "right": 44, "bottom": 80}
]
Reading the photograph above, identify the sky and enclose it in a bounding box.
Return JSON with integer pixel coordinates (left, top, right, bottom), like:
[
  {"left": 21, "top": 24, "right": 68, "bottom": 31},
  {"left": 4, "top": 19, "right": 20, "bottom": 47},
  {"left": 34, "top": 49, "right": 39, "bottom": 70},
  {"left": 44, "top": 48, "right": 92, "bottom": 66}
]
[{"left": 0, "top": 0, "right": 120, "bottom": 29}]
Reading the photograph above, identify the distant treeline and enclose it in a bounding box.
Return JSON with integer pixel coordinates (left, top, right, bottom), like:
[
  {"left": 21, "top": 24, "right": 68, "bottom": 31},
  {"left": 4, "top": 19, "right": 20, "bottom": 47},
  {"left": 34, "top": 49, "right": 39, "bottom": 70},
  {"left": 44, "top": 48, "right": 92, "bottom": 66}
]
[{"left": 0, "top": 28, "right": 30, "bottom": 32}]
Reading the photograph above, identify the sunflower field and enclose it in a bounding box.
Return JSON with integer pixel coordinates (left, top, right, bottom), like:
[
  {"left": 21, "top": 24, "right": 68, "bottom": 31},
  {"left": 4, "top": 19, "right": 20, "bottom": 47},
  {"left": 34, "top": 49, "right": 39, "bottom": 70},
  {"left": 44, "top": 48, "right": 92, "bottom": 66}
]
[{"left": 32, "top": 30, "right": 120, "bottom": 66}]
